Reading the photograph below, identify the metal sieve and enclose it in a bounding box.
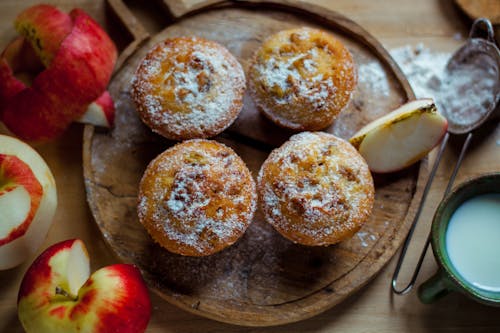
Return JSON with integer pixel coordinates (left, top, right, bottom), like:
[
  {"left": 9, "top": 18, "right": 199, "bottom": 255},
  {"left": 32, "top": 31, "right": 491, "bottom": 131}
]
[{"left": 391, "top": 18, "right": 500, "bottom": 295}]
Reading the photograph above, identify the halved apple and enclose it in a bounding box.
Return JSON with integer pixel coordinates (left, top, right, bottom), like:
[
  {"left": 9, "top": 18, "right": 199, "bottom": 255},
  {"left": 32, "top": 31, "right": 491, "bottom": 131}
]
[
  {"left": 18, "top": 239, "right": 151, "bottom": 333},
  {"left": 0, "top": 134, "right": 57, "bottom": 270},
  {"left": 350, "top": 99, "right": 448, "bottom": 173}
]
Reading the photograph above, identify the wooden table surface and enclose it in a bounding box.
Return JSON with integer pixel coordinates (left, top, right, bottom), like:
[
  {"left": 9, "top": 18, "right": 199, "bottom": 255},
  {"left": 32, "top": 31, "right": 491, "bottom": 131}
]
[{"left": 1, "top": 0, "right": 499, "bottom": 332}]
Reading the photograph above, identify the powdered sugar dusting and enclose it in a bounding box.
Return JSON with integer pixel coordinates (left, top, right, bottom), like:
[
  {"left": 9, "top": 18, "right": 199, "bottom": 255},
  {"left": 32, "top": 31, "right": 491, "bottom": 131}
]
[
  {"left": 256, "top": 49, "right": 336, "bottom": 109},
  {"left": 439, "top": 55, "right": 497, "bottom": 128},
  {"left": 390, "top": 44, "right": 498, "bottom": 132},
  {"left": 357, "top": 61, "right": 391, "bottom": 97},
  {"left": 138, "top": 140, "right": 257, "bottom": 255},
  {"left": 389, "top": 45, "right": 450, "bottom": 100},
  {"left": 258, "top": 132, "right": 374, "bottom": 244},
  {"left": 249, "top": 27, "right": 355, "bottom": 129},
  {"left": 132, "top": 37, "right": 245, "bottom": 139}
]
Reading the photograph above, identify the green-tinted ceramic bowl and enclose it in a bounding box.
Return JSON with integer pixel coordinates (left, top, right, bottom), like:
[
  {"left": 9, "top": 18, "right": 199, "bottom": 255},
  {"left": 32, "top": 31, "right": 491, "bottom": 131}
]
[{"left": 418, "top": 173, "right": 500, "bottom": 306}]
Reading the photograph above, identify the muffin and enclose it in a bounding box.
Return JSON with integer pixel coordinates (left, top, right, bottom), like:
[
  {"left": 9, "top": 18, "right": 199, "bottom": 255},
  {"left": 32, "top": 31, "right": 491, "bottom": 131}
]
[
  {"left": 138, "top": 139, "right": 257, "bottom": 256},
  {"left": 248, "top": 27, "right": 356, "bottom": 130},
  {"left": 258, "top": 132, "right": 374, "bottom": 246},
  {"left": 131, "top": 37, "right": 246, "bottom": 140}
]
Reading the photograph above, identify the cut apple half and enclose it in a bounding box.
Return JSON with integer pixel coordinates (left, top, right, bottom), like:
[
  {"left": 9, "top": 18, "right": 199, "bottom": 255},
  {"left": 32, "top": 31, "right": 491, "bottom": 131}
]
[
  {"left": 350, "top": 99, "right": 448, "bottom": 173},
  {"left": 18, "top": 239, "right": 151, "bottom": 333}
]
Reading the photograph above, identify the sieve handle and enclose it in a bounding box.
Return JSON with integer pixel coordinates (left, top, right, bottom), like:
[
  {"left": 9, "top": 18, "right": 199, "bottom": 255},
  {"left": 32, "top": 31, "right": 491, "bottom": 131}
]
[
  {"left": 391, "top": 132, "right": 473, "bottom": 295},
  {"left": 469, "top": 18, "right": 495, "bottom": 43}
]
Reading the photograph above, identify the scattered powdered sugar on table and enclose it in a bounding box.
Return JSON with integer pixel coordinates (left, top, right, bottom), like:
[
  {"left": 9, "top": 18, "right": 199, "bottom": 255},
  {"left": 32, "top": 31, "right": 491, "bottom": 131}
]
[
  {"left": 389, "top": 44, "right": 497, "bottom": 129},
  {"left": 389, "top": 44, "right": 450, "bottom": 101},
  {"left": 356, "top": 231, "right": 369, "bottom": 247},
  {"left": 357, "top": 61, "right": 391, "bottom": 97}
]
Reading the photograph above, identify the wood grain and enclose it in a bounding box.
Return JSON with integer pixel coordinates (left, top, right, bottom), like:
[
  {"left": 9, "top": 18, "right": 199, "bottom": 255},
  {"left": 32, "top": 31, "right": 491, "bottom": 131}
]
[
  {"left": 84, "top": 1, "right": 427, "bottom": 326},
  {"left": 454, "top": 0, "right": 500, "bottom": 24},
  {"left": 2, "top": 0, "right": 500, "bottom": 332},
  {"left": 107, "top": 0, "right": 150, "bottom": 70}
]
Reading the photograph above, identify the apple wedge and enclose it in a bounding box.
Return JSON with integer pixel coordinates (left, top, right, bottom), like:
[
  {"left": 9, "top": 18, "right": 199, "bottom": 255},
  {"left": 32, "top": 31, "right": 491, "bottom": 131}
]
[
  {"left": 350, "top": 99, "right": 448, "bottom": 173},
  {"left": 0, "top": 134, "right": 57, "bottom": 270},
  {"left": 77, "top": 91, "right": 115, "bottom": 128},
  {"left": 18, "top": 239, "right": 151, "bottom": 333}
]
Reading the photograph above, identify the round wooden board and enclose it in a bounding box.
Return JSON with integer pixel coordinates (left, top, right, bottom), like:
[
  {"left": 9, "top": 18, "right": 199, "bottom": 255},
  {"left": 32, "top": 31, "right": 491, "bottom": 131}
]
[{"left": 84, "top": 2, "right": 426, "bottom": 326}]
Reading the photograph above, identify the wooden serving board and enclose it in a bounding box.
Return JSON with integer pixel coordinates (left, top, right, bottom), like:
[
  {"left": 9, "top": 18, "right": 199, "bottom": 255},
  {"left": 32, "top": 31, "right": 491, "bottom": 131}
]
[{"left": 83, "top": 0, "right": 426, "bottom": 326}]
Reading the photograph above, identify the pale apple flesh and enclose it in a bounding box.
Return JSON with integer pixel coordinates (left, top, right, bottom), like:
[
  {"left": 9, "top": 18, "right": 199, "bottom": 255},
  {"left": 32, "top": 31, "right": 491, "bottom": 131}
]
[
  {"left": 18, "top": 239, "right": 151, "bottom": 333},
  {"left": 350, "top": 99, "right": 448, "bottom": 173},
  {"left": 0, "top": 154, "right": 42, "bottom": 245},
  {"left": 0, "top": 134, "right": 57, "bottom": 270},
  {"left": 77, "top": 91, "right": 115, "bottom": 128},
  {"left": 0, "top": 187, "right": 31, "bottom": 240}
]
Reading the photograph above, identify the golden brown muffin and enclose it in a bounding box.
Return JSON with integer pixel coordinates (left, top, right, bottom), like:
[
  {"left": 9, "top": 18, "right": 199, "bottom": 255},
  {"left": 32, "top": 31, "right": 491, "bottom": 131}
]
[
  {"left": 248, "top": 27, "right": 356, "bottom": 131},
  {"left": 131, "top": 37, "right": 246, "bottom": 140},
  {"left": 258, "top": 132, "right": 374, "bottom": 246},
  {"left": 138, "top": 139, "right": 257, "bottom": 256}
]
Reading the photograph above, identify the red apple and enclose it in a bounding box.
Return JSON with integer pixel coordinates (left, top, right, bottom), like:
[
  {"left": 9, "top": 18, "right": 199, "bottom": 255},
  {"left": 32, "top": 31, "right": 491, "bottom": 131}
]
[
  {"left": 0, "top": 5, "right": 117, "bottom": 141},
  {"left": 0, "top": 134, "right": 57, "bottom": 270},
  {"left": 18, "top": 239, "right": 151, "bottom": 333}
]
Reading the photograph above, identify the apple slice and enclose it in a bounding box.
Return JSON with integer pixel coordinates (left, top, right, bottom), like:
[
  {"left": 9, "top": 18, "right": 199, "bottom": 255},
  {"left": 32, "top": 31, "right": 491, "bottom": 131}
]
[
  {"left": 18, "top": 239, "right": 151, "bottom": 333},
  {"left": 350, "top": 99, "right": 448, "bottom": 173},
  {"left": 65, "top": 240, "right": 91, "bottom": 296},
  {"left": 0, "top": 134, "right": 57, "bottom": 270},
  {"left": 77, "top": 91, "right": 115, "bottom": 128}
]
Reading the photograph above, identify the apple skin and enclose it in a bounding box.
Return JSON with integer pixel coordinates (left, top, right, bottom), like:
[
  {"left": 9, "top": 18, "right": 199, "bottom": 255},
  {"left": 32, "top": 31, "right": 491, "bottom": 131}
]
[
  {"left": 349, "top": 99, "right": 448, "bottom": 173},
  {"left": 0, "top": 6, "right": 117, "bottom": 141},
  {"left": 18, "top": 239, "right": 151, "bottom": 333},
  {"left": 15, "top": 4, "right": 73, "bottom": 67},
  {"left": 0, "top": 134, "right": 57, "bottom": 270},
  {"left": 77, "top": 90, "right": 115, "bottom": 128},
  {"left": 0, "top": 37, "right": 115, "bottom": 129}
]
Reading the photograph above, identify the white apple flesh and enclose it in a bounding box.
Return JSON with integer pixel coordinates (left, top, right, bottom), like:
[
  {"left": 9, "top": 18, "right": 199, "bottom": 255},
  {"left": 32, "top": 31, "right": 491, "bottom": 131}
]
[
  {"left": 0, "top": 134, "right": 57, "bottom": 269},
  {"left": 0, "top": 186, "right": 31, "bottom": 236},
  {"left": 18, "top": 239, "right": 151, "bottom": 333},
  {"left": 350, "top": 99, "right": 448, "bottom": 173}
]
